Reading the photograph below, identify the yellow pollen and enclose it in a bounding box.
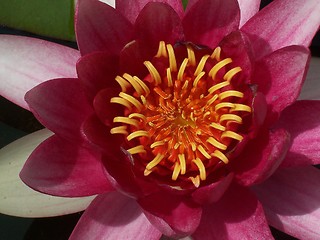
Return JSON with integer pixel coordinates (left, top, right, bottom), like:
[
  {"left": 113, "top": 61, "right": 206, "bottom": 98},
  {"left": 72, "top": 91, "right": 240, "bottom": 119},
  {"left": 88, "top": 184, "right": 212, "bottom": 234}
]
[
  {"left": 166, "top": 44, "right": 177, "bottom": 72},
  {"left": 212, "top": 150, "right": 229, "bottom": 164},
  {"left": 144, "top": 61, "right": 162, "bottom": 85},
  {"left": 127, "top": 130, "right": 149, "bottom": 141},
  {"left": 192, "top": 158, "right": 206, "bottom": 180},
  {"left": 127, "top": 145, "right": 146, "bottom": 155},
  {"left": 208, "top": 58, "right": 233, "bottom": 79},
  {"left": 194, "top": 55, "right": 210, "bottom": 76},
  {"left": 206, "top": 137, "right": 227, "bottom": 150},
  {"left": 224, "top": 67, "right": 242, "bottom": 82}
]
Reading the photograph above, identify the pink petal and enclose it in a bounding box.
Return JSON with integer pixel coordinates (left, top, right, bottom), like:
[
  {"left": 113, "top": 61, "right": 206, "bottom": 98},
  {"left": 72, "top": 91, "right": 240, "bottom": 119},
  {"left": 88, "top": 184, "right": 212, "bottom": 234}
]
[
  {"left": 70, "top": 192, "right": 162, "bottom": 240},
  {"left": 277, "top": 100, "right": 320, "bottom": 168},
  {"left": 138, "top": 191, "right": 202, "bottom": 237},
  {"left": 77, "top": 52, "right": 119, "bottom": 101},
  {"left": 237, "top": 0, "right": 261, "bottom": 27},
  {"left": 299, "top": 57, "right": 320, "bottom": 100},
  {"left": 116, "top": 0, "right": 184, "bottom": 24},
  {"left": 76, "top": 0, "right": 133, "bottom": 55},
  {"left": 241, "top": 0, "right": 320, "bottom": 60},
  {"left": 0, "top": 35, "right": 79, "bottom": 110},
  {"left": 20, "top": 134, "right": 113, "bottom": 197},
  {"left": 134, "top": 2, "right": 184, "bottom": 54},
  {"left": 25, "top": 78, "right": 93, "bottom": 141},
  {"left": 252, "top": 166, "right": 320, "bottom": 240},
  {"left": 193, "top": 183, "right": 272, "bottom": 239},
  {"left": 233, "top": 129, "right": 291, "bottom": 186},
  {"left": 252, "top": 45, "right": 310, "bottom": 119},
  {"left": 182, "top": 0, "right": 240, "bottom": 49}
]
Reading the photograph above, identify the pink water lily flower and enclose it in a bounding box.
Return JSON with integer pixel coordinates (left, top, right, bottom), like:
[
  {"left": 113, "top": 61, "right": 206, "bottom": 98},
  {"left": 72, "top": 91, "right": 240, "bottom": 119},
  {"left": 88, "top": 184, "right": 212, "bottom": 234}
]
[{"left": 1, "top": 0, "right": 320, "bottom": 239}]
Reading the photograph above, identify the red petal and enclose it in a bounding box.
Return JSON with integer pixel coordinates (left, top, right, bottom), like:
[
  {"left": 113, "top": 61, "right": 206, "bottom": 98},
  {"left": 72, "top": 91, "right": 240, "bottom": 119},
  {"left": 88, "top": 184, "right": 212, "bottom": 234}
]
[
  {"left": 182, "top": 0, "right": 240, "bottom": 49},
  {"left": 138, "top": 191, "right": 202, "bottom": 237},
  {"left": 252, "top": 46, "right": 310, "bottom": 120},
  {"left": 25, "top": 78, "right": 93, "bottom": 142},
  {"left": 193, "top": 183, "right": 272, "bottom": 239},
  {"left": 277, "top": 100, "right": 320, "bottom": 168},
  {"left": 77, "top": 52, "right": 119, "bottom": 101},
  {"left": 233, "top": 128, "right": 291, "bottom": 186},
  {"left": 20, "top": 135, "right": 113, "bottom": 197},
  {"left": 116, "top": 0, "right": 184, "bottom": 24},
  {"left": 241, "top": 0, "right": 320, "bottom": 60},
  {"left": 191, "top": 173, "right": 234, "bottom": 205},
  {"left": 70, "top": 192, "right": 162, "bottom": 240},
  {"left": 134, "top": 2, "right": 184, "bottom": 54},
  {"left": 76, "top": 0, "right": 133, "bottom": 55},
  {"left": 237, "top": 0, "right": 261, "bottom": 27},
  {"left": 253, "top": 166, "right": 320, "bottom": 240}
]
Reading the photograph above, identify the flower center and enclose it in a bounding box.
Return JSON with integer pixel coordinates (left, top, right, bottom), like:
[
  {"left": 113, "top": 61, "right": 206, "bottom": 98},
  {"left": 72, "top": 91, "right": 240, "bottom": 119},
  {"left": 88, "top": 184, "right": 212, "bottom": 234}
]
[{"left": 110, "top": 41, "right": 252, "bottom": 187}]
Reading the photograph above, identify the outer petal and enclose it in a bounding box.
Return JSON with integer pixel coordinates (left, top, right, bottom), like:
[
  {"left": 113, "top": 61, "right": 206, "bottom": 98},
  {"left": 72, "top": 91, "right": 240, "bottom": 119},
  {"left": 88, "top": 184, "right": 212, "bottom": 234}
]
[
  {"left": 116, "top": 0, "right": 184, "bottom": 24},
  {"left": 76, "top": 0, "right": 133, "bottom": 55},
  {"left": 20, "top": 134, "right": 113, "bottom": 197},
  {"left": 299, "top": 57, "right": 320, "bottom": 100},
  {"left": 241, "top": 0, "right": 320, "bottom": 60},
  {"left": 0, "top": 129, "right": 95, "bottom": 217},
  {"left": 192, "top": 183, "right": 273, "bottom": 240},
  {"left": 0, "top": 35, "right": 79, "bottom": 110},
  {"left": 252, "top": 46, "right": 310, "bottom": 119},
  {"left": 253, "top": 166, "right": 320, "bottom": 240},
  {"left": 237, "top": 0, "right": 261, "bottom": 27},
  {"left": 25, "top": 78, "right": 93, "bottom": 142},
  {"left": 233, "top": 129, "right": 291, "bottom": 186},
  {"left": 138, "top": 191, "right": 202, "bottom": 237},
  {"left": 70, "top": 192, "right": 162, "bottom": 240},
  {"left": 277, "top": 100, "right": 320, "bottom": 167},
  {"left": 182, "top": 0, "right": 240, "bottom": 49}
]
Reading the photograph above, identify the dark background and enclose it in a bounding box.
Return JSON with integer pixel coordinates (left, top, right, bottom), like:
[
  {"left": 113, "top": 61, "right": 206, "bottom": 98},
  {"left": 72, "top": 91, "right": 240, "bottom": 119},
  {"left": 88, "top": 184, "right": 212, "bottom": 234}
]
[{"left": 0, "top": 0, "right": 319, "bottom": 239}]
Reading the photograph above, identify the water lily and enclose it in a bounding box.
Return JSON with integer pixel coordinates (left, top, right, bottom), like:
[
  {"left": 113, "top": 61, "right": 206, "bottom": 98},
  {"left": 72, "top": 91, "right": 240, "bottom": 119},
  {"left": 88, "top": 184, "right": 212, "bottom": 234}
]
[{"left": 1, "top": 0, "right": 320, "bottom": 239}]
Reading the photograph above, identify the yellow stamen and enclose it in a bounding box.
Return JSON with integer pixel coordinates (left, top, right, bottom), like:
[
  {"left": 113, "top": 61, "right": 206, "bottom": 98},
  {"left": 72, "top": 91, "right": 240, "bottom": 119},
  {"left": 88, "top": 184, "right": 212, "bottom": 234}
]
[
  {"left": 194, "top": 55, "right": 210, "bottom": 76},
  {"left": 155, "top": 41, "right": 168, "bottom": 58},
  {"left": 133, "top": 76, "right": 150, "bottom": 95},
  {"left": 187, "top": 45, "right": 196, "bottom": 66},
  {"left": 219, "top": 114, "right": 242, "bottom": 124},
  {"left": 208, "top": 58, "right": 232, "bottom": 79},
  {"left": 127, "top": 145, "right": 146, "bottom": 155},
  {"left": 206, "top": 137, "right": 227, "bottom": 150},
  {"left": 193, "top": 71, "right": 205, "bottom": 87},
  {"left": 150, "top": 140, "right": 166, "bottom": 148},
  {"left": 123, "top": 73, "right": 144, "bottom": 95},
  {"left": 166, "top": 44, "right": 177, "bottom": 72},
  {"left": 166, "top": 68, "right": 173, "bottom": 87},
  {"left": 212, "top": 150, "right": 229, "bottom": 164},
  {"left": 127, "top": 130, "right": 149, "bottom": 141},
  {"left": 119, "top": 92, "right": 143, "bottom": 110},
  {"left": 224, "top": 67, "right": 242, "bottom": 82},
  {"left": 189, "top": 175, "right": 200, "bottom": 188},
  {"left": 115, "top": 76, "right": 131, "bottom": 92},
  {"left": 211, "top": 46, "right": 221, "bottom": 61},
  {"left": 146, "top": 154, "right": 164, "bottom": 170},
  {"left": 210, "top": 123, "right": 226, "bottom": 131},
  {"left": 110, "top": 97, "right": 132, "bottom": 110},
  {"left": 113, "top": 117, "right": 139, "bottom": 127},
  {"left": 231, "top": 104, "right": 252, "bottom": 113},
  {"left": 110, "top": 126, "right": 128, "bottom": 135},
  {"left": 172, "top": 162, "right": 181, "bottom": 180},
  {"left": 144, "top": 61, "right": 162, "bottom": 85},
  {"left": 192, "top": 158, "right": 206, "bottom": 180},
  {"left": 197, "top": 145, "right": 211, "bottom": 159},
  {"left": 206, "top": 94, "right": 218, "bottom": 106},
  {"left": 208, "top": 81, "right": 230, "bottom": 94},
  {"left": 178, "top": 154, "right": 186, "bottom": 175},
  {"left": 219, "top": 90, "right": 244, "bottom": 100},
  {"left": 221, "top": 131, "right": 243, "bottom": 141},
  {"left": 215, "top": 102, "right": 235, "bottom": 112},
  {"left": 129, "top": 113, "right": 146, "bottom": 121},
  {"left": 178, "top": 58, "right": 189, "bottom": 82}
]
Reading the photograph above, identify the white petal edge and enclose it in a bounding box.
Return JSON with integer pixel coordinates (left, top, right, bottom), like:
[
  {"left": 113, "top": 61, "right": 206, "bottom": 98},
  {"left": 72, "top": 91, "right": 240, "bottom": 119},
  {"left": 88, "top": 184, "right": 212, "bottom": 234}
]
[
  {"left": 74, "top": 0, "right": 115, "bottom": 8},
  {"left": 237, "top": 0, "right": 261, "bottom": 27},
  {"left": 299, "top": 57, "right": 320, "bottom": 100},
  {"left": 0, "top": 35, "right": 80, "bottom": 110},
  {"left": 0, "top": 129, "right": 95, "bottom": 218}
]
